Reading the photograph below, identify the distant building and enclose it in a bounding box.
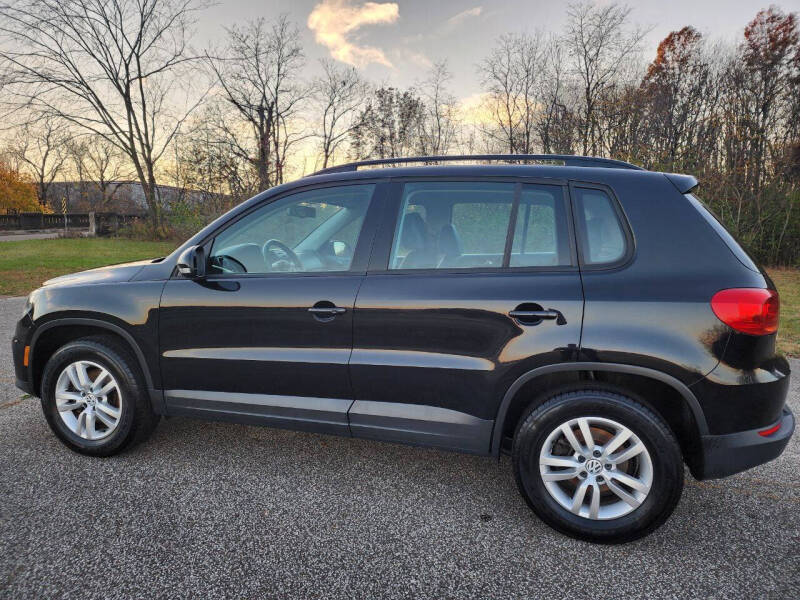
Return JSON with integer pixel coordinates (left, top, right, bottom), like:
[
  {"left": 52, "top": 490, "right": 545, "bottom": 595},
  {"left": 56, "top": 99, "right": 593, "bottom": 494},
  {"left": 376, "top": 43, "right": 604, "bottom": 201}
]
[{"left": 48, "top": 181, "right": 207, "bottom": 214}]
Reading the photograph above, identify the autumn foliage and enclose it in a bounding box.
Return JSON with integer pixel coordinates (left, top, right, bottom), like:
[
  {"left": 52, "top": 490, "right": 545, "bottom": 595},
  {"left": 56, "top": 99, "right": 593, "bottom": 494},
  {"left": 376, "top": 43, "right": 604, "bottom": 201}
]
[
  {"left": 0, "top": 161, "right": 43, "bottom": 213},
  {"left": 743, "top": 7, "right": 798, "bottom": 69},
  {"left": 609, "top": 7, "right": 800, "bottom": 265},
  {"left": 645, "top": 26, "right": 704, "bottom": 82}
]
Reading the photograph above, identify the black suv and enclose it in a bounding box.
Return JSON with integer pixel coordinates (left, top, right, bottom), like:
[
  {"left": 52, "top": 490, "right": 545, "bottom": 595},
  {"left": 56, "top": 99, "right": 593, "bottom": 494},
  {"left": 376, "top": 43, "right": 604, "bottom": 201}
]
[{"left": 11, "top": 155, "right": 794, "bottom": 542}]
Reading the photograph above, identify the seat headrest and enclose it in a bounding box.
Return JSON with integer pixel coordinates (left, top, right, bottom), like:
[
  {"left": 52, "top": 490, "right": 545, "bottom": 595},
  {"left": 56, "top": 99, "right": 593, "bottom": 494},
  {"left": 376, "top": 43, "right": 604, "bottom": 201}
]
[{"left": 400, "top": 212, "right": 427, "bottom": 250}]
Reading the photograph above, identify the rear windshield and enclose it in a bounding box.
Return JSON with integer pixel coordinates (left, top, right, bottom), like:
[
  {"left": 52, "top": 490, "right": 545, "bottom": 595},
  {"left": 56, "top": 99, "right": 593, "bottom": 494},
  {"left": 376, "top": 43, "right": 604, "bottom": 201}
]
[{"left": 685, "top": 193, "right": 760, "bottom": 273}]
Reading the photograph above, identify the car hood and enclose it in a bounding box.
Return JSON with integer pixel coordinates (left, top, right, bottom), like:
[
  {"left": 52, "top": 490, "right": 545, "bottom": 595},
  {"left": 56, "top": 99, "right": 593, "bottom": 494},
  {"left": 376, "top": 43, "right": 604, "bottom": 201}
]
[{"left": 42, "top": 259, "right": 156, "bottom": 288}]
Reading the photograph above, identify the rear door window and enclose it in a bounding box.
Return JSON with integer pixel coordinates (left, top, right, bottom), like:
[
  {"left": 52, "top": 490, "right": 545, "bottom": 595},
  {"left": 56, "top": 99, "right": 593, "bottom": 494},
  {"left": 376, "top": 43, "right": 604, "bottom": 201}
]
[
  {"left": 387, "top": 180, "right": 575, "bottom": 270},
  {"left": 510, "top": 184, "right": 571, "bottom": 267},
  {"left": 389, "top": 182, "right": 514, "bottom": 270}
]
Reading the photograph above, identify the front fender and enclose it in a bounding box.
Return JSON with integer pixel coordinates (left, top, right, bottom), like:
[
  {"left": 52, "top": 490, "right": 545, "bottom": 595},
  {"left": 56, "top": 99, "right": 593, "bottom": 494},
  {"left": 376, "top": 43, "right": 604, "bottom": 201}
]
[{"left": 27, "top": 281, "right": 165, "bottom": 396}]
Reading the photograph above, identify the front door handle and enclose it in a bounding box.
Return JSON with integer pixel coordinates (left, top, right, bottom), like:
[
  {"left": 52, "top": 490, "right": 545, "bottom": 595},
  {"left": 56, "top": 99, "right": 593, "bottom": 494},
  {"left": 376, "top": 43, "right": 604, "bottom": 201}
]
[
  {"left": 508, "top": 309, "right": 558, "bottom": 320},
  {"left": 308, "top": 306, "right": 346, "bottom": 315},
  {"left": 509, "top": 307, "right": 567, "bottom": 325}
]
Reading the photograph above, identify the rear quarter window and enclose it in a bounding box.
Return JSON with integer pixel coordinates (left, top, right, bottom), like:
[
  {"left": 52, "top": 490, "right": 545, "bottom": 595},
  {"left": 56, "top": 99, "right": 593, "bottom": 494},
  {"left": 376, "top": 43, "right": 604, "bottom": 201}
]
[
  {"left": 685, "top": 193, "right": 760, "bottom": 273},
  {"left": 573, "top": 187, "right": 628, "bottom": 266}
]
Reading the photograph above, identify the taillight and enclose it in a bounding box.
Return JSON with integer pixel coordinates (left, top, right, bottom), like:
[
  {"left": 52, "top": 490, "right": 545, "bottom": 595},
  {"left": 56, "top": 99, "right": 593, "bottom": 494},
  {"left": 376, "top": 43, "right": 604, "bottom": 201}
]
[{"left": 710, "top": 288, "right": 779, "bottom": 335}]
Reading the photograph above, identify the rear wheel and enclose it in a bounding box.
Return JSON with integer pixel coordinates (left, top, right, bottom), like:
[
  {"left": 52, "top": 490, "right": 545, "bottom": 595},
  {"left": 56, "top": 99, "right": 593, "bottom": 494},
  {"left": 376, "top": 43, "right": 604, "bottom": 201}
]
[
  {"left": 40, "top": 336, "right": 159, "bottom": 456},
  {"left": 512, "top": 389, "right": 683, "bottom": 543}
]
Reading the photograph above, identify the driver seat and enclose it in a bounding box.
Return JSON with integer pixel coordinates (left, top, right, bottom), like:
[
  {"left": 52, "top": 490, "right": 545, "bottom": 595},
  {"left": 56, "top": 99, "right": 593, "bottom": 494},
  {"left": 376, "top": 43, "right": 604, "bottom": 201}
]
[{"left": 399, "top": 213, "right": 436, "bottom": 268}]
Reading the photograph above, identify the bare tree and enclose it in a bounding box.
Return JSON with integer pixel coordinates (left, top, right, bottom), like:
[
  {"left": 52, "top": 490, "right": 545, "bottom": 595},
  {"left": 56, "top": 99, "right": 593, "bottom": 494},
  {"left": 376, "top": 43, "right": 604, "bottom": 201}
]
[
  {"left": 418, "top": 60, "right": 459, "bottom": 156},
  {"left": 479, "top": 32, "right": 545, "bottom": 154},
  {"left": 740, "top": 7, "right": 799, "bottom": 196},
  {"left": 65, "top": 138, "right": 90, "bottom": 209},
  {"left": 11, "top": 116, "right": 68, "bottom": 208},
  {"left": 312, "top": 59, "right": 367, "bottom": 169},
  {"left": 173, "top": 106, "right": 258, "bottom": 209},
  {"left": 208, "top": 15, "right": 307, "bottom": 190},
  {"left": 536, "top": 37, "right": 578, "bottom": 154},
  {"left": 350, "top": 87, "right": 425, "bottom": 159},
  {"left": 563, "top": 2, "right": 647, "bottom": 155},
  {"left": 0, "top": 0, "right": 207, "bottom": 229},
  {"left": 61, "top": 134, "right": 130, "bottom": 211},
  {"left": 85, "top": 138, "right": 130, "bottom": 210}
]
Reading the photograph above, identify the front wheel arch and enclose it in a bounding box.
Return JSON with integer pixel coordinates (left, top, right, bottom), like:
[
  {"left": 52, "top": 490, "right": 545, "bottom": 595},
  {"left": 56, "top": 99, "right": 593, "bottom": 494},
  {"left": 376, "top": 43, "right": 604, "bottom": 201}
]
[{"left": 30, "top": 318, "right": 161, "bottom": 413}]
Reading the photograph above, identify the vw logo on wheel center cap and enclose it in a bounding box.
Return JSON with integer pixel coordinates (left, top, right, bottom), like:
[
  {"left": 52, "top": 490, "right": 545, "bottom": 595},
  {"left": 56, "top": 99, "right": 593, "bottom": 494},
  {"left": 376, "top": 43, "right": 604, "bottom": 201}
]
[{"left": 585, "top": 459, "right": 603, "bottom": 475}]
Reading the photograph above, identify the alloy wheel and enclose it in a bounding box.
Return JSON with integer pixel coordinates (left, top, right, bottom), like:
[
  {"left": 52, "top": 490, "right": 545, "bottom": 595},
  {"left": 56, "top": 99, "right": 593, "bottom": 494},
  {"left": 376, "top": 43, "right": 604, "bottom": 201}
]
[
  {"left": 538, "top": 416, "right": 653, "bottom": 520},
  {"left": 54, "top": 360, "right": 123, "bottom": 441}
]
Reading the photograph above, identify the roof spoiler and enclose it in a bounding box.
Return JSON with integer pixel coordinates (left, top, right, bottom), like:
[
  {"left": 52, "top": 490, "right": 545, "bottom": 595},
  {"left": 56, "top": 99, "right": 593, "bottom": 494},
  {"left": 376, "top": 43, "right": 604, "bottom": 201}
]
[{"left": 665, "top": 173, "right": 699, "bottom": 194}]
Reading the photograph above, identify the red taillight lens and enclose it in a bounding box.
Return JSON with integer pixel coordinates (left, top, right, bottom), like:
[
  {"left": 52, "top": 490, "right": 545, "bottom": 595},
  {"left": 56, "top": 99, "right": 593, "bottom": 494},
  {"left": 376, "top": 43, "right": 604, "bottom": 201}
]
[
  {"left": 710, "top": 288, "right": 780, "bottom": 335},
  {"left": 758, "top": 422, "right": 782, "bottom": 437}
]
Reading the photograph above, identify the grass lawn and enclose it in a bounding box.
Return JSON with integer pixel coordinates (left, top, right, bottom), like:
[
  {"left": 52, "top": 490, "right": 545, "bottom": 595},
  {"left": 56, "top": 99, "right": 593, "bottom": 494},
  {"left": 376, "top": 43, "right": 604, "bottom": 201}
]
[
  {"left": 1, "top": 237, "right": 798, "bottom": 356},
  {"left": 768, "top": 268, "right": 800, "bottom": 357},
  {"left": 0, "top": 237, "right": 176, "bottom": 297}
]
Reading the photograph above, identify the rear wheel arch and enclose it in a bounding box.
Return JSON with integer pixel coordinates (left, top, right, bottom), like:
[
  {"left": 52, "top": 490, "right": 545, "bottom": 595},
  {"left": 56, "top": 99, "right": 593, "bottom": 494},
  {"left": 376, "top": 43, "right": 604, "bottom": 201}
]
[{"left": 492, "top": 362, "right": 709, "bottom": 459}]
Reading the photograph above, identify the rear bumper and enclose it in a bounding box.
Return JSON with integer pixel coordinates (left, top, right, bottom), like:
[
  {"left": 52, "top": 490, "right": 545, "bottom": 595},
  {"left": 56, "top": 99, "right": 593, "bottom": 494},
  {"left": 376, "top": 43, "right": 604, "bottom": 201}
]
[{"left": 691, "top": 407, "right": 794, "bottom": 479}]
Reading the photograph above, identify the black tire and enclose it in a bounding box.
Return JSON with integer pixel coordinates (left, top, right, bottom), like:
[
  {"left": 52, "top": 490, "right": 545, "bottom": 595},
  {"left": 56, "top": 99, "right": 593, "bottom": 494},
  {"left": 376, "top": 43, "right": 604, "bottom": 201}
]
[
  {"left": 512, "top": 388, "right": 683, "bottom": 543},
  {"left": 40, "top": 335, "right": 160, "bottom": 456}
]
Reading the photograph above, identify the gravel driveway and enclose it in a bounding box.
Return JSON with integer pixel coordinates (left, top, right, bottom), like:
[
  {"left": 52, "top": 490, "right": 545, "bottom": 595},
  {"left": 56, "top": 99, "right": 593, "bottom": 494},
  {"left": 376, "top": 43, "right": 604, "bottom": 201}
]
[{"left": 0, "top": 295, "right": 797, "bottom": 599}]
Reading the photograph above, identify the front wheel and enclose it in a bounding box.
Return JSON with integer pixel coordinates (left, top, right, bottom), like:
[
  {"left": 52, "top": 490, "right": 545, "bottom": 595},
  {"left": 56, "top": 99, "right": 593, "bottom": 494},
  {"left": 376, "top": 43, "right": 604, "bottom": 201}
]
[
  {"left": 40, "top": 336, "right": 160, "bottom": 456},
  {"left": 512, "top": 389, "right": 683, "bottom": 543}
]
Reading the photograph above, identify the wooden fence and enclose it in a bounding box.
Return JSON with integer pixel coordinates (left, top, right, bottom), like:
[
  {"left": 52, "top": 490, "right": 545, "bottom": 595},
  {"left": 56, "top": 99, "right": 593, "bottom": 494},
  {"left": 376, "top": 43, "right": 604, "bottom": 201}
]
[{"left": 0, "top": 212, "right": 142, "bottom": 235}]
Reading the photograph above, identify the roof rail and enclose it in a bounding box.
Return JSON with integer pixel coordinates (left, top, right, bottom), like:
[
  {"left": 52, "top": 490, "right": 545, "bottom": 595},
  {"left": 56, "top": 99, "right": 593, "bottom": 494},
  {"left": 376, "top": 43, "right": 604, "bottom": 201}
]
[{"left": 309, "top": 154, "right": 645, "bottom": 176}]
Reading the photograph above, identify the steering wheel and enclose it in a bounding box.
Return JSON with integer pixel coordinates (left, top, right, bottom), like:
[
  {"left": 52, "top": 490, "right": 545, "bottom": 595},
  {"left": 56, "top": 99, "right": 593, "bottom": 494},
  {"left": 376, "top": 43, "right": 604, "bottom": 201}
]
[{"left": 262, "top": 239, "right": 303, "bottom": 272}]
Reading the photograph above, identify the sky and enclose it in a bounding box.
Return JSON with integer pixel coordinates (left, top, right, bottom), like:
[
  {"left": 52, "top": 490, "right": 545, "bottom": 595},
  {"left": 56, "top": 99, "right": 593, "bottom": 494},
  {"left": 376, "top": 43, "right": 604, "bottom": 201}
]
[{"left": 194, "top": 0, "right": 800, "bottom": 100}]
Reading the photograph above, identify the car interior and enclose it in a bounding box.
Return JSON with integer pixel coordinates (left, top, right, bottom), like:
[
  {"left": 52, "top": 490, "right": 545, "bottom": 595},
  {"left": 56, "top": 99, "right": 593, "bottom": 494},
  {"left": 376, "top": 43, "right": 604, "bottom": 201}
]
[
  {"left": 207, "top": 181, "right": 584, "bottom": 275},
  {"left": 391, "top": 184, "right": 572, "bottom": 269}
]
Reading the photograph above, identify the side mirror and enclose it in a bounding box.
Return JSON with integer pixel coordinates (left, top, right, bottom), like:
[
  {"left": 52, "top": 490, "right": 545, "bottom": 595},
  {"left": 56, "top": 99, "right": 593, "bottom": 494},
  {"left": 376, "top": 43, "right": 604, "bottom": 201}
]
[{"left": 177, "top": 245, "right": 206, "bottom": 279}]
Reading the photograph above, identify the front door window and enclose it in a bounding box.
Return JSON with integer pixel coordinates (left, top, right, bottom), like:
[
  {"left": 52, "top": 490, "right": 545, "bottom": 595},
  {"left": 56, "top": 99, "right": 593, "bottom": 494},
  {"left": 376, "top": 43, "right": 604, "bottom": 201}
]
[{"left": 209, "top": 184, "right": 375, "bottom": 275}]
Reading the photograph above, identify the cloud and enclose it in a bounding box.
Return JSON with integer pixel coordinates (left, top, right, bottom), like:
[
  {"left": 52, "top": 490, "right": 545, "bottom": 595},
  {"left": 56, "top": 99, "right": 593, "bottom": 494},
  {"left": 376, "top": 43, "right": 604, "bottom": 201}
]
[
  {"left": 443, "top": 6, "right": 482, "bottom": 32},
  {"left": 392, "top": 48, "right": 433, "bottom": 69},
  {"left": 458, "top": 92, "right": 494, "bottom": 126},
  {"left": 308, "top": 1, "right": 399, "bottom": 68}
]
